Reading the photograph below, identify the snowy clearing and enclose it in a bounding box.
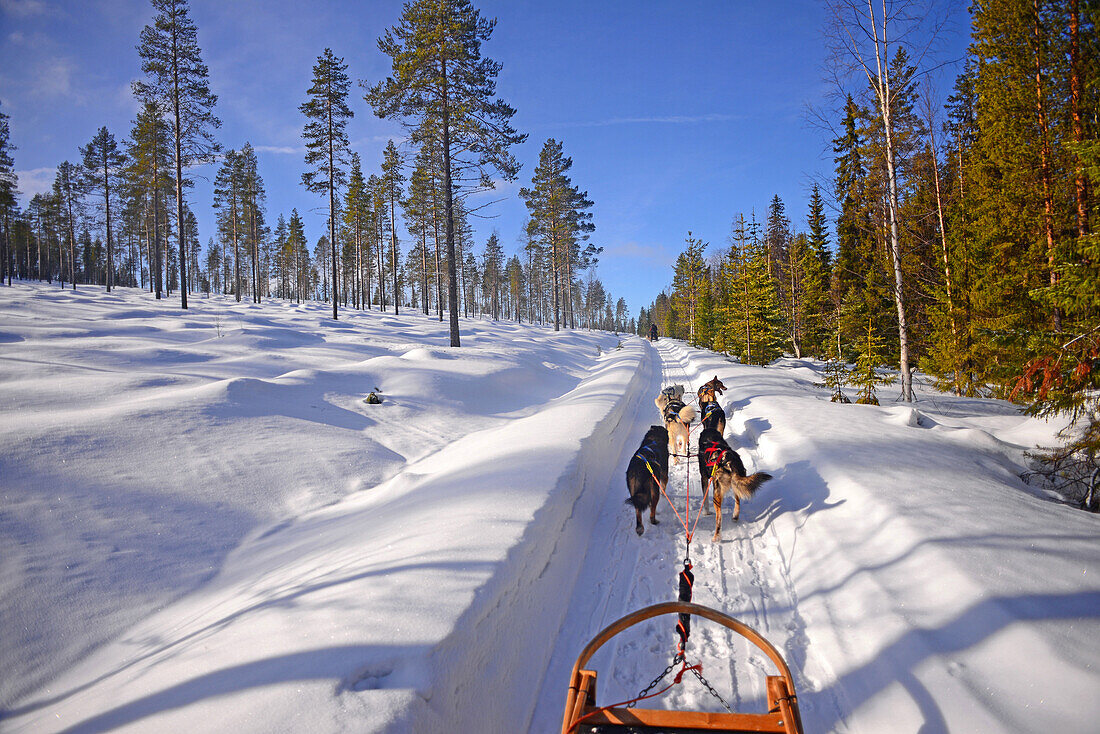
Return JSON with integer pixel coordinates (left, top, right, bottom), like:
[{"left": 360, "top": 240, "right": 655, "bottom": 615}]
[{"left": 2, "top": 282, "right": 1098, "bottom": 733}]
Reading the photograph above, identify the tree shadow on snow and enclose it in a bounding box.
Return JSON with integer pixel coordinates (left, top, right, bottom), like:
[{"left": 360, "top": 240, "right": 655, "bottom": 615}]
[
  {"left": 805, "top": 590, "right": 1100, "bottom": 733},
  {"left": 750, "top": 460, "right": 846, "bottom": 537},
  {"left": 45, "top": 643, "right": 428, "bottom": 734}
]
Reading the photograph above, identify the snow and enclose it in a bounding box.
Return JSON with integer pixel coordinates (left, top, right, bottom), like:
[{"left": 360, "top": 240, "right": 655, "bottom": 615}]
[{"left": 2, "top": 281, "right": 1098, "bottom": 733}]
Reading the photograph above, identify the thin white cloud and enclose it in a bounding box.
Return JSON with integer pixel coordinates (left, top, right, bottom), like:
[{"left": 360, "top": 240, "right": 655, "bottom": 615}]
[
  {"left": 253, "top": 145, "right": 302, "bottom": 155},
  {"left": 14, "top": 166, "right": 56, "bottom": 201},
  {"left": 550, "top": 113, "right": 744, "bottom": 129},
  {"left": 0, "top": 0, "right": 51, "bottom": 19}
]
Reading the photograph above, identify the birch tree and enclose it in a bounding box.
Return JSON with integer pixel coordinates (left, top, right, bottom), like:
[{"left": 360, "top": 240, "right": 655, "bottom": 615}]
[{"left": 824, "top": 0, "right": 945, "bottom": 401}]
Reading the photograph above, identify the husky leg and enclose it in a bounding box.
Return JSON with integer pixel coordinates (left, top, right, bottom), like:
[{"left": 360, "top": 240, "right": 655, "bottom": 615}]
[
  {"left": 635, "top": 507, "right": 644, "bottom": 536},
  {"left": 732, "top": 495, "right": 741, "bottom": 522},
  {"left": 649, "top": 484, "right": 661, "bottom": 525},
  {"left": 712, "top": 493, "right": 722, "bottom": 542}
]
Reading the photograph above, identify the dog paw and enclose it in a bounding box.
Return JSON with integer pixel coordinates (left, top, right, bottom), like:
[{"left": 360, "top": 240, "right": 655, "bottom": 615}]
[
  {"left": 635, "top": 524, "right": 644, "bottom": 536},
  {"left": 650, "top": 517, "right": 660, "bottom": 525}
]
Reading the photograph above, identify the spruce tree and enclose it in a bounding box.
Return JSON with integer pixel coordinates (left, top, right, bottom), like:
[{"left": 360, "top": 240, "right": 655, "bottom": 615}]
[
  {"left": 367, "top": 0, "right": 525, "bottom": 345},
  {"left": 135, "top": 0, "right": 220, "bottom": 309},
  {"left": 670, "top": 233, "right": 708, "bottom": 345},
  {"left": 301, "top": 48, "right": 353, "bottom": 320},
  {"left": 852, "top": 316, "right": 897, "bottom": 405}
]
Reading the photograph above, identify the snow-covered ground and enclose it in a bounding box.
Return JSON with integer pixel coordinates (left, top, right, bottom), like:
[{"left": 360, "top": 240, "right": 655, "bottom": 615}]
[{"left": 2, "top": 281, "right": 1097, "bottom": 733}]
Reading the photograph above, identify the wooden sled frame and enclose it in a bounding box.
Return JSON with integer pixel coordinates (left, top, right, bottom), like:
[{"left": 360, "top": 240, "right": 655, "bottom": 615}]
[{"left": 561, "top": 601, "right": 805, "bottom": 733}]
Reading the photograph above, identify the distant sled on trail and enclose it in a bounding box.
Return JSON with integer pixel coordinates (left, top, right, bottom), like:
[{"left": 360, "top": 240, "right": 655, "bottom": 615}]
[{"left": 560, "top": 601, "right": 805, "bottom": 733}]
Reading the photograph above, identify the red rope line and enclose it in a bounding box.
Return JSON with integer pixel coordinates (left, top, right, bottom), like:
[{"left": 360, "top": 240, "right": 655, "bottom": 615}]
[{"left": 566, "top": 660, "right": 703, "bottom": 733}]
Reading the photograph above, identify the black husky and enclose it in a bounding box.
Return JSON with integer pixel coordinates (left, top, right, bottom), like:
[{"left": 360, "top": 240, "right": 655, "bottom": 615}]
[
  {"left": 626, "top": 425, "right": 669, "bottom": 536},
  {"left": 697, "top": 427, "right": 772, "bottom": 541}
]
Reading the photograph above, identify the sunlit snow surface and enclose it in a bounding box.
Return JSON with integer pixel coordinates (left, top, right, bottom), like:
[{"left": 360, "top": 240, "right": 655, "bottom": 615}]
[{"left": 1, "top": 282, "right": 1097, "bottom": 733}]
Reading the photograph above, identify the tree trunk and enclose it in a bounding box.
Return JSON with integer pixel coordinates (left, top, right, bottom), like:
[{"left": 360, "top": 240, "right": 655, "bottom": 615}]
[
  {"left": 232, "top": 194, "right": 240, "bottom": 302},
  {"left": 390, "top": 185, "right": 399, "bottom": 315},
  {"left": 171, "top": 19, "right": 188, "bottom": 309},
  {"left": 1069, "top": 0, "right": 1089, "bottom": 239},
  {"left": 440, "top": 49, "right": 460, "bottom": 346},
  {"left": 328, "top": 100, "right": 338, "bottom": 320},
  {"left": 1033, "top": 0, "right": 1060, "bottom": 331},
  {"left": 929, "top": 126, "right": 962, "bottom": 395},
  {"left": 868, "top": 0, "right": 913, "bottom": 401},
  {"left": 102, "top": 150, "right": 113, "bottom": 292}
]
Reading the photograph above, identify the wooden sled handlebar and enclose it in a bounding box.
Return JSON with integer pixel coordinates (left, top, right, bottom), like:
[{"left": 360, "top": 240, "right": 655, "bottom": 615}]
[{"left": 561, "top": 601, "right": 805, "bottom": 733}]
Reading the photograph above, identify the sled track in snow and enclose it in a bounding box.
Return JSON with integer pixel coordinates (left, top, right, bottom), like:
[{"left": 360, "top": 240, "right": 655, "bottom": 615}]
[{"left": 532, "top": 339, "right": 823, "bottom": 730}]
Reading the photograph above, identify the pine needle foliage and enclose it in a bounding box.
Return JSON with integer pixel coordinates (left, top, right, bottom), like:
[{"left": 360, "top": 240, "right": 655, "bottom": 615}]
[
  {"left": 366, "top": 0, "right": 525, "bottom": 346},
  {"left": 300, "top": 48, "right": 353, "bottom": 320}
]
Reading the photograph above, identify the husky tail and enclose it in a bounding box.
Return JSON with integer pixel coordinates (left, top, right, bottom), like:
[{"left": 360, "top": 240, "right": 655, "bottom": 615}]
[{"left": 733, "top": 472, "right": 772, "bottom": 501}]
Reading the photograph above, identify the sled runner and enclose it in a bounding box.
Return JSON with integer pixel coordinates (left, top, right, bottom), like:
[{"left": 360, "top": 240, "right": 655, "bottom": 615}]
[{"left": 561, "top": 601, "right": 804, "bottom": 734}]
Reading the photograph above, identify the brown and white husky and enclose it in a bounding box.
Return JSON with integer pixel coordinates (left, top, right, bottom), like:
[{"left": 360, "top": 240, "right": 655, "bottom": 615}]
[
  {"left": 654, "top": 386, "right": 695, "bottom": 464},
  {"left": 697, "top": 426, "right": 771, "bottom": 541}
]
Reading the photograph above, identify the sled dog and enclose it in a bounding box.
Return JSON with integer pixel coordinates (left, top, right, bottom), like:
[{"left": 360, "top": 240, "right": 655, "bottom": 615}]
[
  {"left": 654, "top": 387, "right": 695, "bottom": 464},
  {"left": 698, "top": 385, "right": 726, "bottom": 435},
  {"left": 697, "top": 375, "right": 727, "bottom": 402},
  {"left": 697, "top": 426, "right": 772, "bottom": 541},
  {"left": 626, "top": 425, "right": 669, "bottom": 536}
]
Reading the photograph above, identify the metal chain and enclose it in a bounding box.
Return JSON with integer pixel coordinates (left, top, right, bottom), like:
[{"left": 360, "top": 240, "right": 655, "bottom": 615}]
[
  {"left": 687, "top": 664, "right": 733, "bottom": 712},
  {"left": 635, "top": 652, "right": 684, "bottom": 701}
]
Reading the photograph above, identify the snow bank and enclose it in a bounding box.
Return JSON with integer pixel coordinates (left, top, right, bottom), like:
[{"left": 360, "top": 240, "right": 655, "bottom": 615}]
[{"left": 5, "top": 284, "right": 1099, "bottom": 734}]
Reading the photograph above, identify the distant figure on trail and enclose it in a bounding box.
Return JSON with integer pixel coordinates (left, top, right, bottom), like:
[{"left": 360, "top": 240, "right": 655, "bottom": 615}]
[{"left": 648, "top": 323, "right": 659, "bottom": 342}]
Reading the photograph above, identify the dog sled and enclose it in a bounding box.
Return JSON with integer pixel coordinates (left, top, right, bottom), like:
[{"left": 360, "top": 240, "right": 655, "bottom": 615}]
[{"left": 561, "top": 601, "right": 805, "bottom": 733}]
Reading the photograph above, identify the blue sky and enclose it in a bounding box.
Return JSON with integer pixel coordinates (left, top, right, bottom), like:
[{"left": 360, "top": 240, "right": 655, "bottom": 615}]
[{"left": 0, "top": 0, "right": 970, "bottom": 317}]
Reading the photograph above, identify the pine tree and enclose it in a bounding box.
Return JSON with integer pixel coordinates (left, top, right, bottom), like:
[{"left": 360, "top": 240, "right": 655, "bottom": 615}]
[
  {"left": 367, "top": 0, "right": 525, "bottom": 346},
  {"left": 0, "top": 101, "right": 17, "bottom": 287},
  {"left": 80, "top": 127, "right": 127, "bottom": 292},
  {"left": 301, "top": 48, "right": 352, "bottom": 319},
  {"left": 238, "top": 143, "right": 265, "bottom": 303},
  {"left": 53, "top": 162, "right": 85, "bottom": 290},
  {"left": 344, "top": 153, "right": 373, "bottom": 310},
  {"left": 381, "top": 140, "right": 405, "bottom": 315},
  {"left": 213, "top": 149, "right": 244, "bottom": 301},
  {"left": 403, "top": 148, "right": 434, "bottom": 315},
  {"left": 519, "top": 138, "right": 595, "bottom": 331},
  {"left": 481, "top": 231, "right": 504, "bottom": 319},
  {"left": 134, "top": 0, "right": 220, "bottom": 309},
  {"left": 124, "top": 101, "right": 173, "bottom": 297},
  {"left": 287, "top": 210, "right": 308, "bottom": 303}
]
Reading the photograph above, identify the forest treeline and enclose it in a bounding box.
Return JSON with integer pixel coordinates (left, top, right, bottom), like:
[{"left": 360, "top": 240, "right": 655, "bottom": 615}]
[
  {"left": 0, "top": 0, "right": 630, "bottom": 342},
  {"left": 643, "top": 0, "right": 1098, "bottom": 416}
]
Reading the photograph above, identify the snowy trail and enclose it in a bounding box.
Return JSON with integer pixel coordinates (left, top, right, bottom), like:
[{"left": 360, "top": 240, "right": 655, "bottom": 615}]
[{"left": 530, "top": 339, "right": 818, "bottom": 730}]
